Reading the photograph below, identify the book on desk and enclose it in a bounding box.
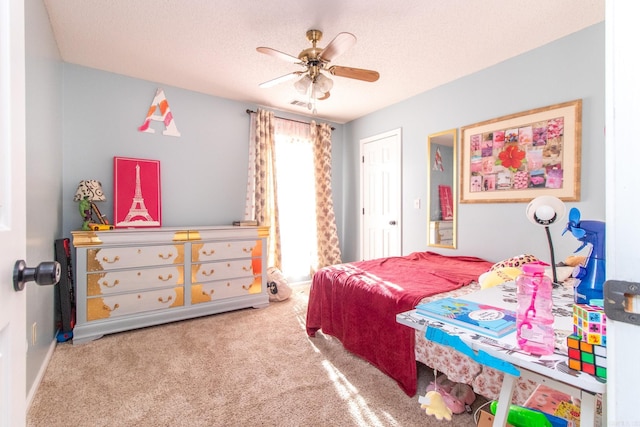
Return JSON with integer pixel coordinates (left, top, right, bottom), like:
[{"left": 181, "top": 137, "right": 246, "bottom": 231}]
[{"left": 415, "top": 297, "right": 517, "bottom": 338}]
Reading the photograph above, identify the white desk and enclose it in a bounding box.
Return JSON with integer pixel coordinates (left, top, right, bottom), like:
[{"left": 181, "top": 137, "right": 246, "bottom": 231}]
[{"left": 396, "top": 283, "right": 606, "bottom": 427}]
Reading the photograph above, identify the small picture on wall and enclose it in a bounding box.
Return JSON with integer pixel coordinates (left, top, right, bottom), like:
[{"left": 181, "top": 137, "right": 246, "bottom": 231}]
[{"left": 113, "top": 157, "right": 161, "bottom": 228}]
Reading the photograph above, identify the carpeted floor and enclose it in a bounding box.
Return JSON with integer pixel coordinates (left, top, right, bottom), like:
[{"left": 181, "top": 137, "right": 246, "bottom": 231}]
[{"left": 27, "top": 284, "right": 489, "bottom": 426}]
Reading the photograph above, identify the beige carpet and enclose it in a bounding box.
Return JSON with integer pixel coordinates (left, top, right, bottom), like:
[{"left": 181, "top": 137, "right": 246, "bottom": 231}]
[{"left": 28, "top": 285, "right": 489, "bottom": 426}]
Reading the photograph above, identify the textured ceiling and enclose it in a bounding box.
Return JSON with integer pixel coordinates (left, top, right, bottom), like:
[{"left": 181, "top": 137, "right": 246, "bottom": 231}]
[{"left": 43, "top": 0, "right": 604, "bottom": 124}]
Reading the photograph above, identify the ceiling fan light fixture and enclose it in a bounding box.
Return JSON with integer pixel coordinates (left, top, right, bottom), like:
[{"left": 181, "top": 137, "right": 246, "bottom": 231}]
[
  {"left": 315, "top": 73, "right": 333, "bottom": 93},
  {"left": 294, "top": 75, "right": 312, "bottom": 94}
]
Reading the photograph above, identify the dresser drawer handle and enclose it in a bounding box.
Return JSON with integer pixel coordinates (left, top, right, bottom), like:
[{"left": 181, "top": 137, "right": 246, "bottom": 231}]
[
  {"left": 242, "top": 284, "right": 251, "bottom": 290},
  {"left": 242, "top": 266, "right": 252, "bottom": 272},
  {"left": 158, "top": 274, "right": 173, "bottom": 281},
  {"left": 202, "top": 249, "right": 216, "bottom": 256},
  {"left": 242, "top": 247, "right": 253, "bottom": 253},
  {"left": 202, "top": 269, "right": 215, "bottom": 276},
  {"left": 202, "top": 289, "right": 215, "bottom": 296},
  {"left": 104, "top": 303, "right": 119, "bottom": 312},
  {"left": 102, "top": 256, "right": 120, "bottom": 264},
  {"left": 158, "top": 295, "right": 173, "bottom": 303},
  {"left": 101, "top": 279, "right": 120, "bottom": 288},
  {"left": 158, "top": 253, "right": 174, "bottom": 260}
]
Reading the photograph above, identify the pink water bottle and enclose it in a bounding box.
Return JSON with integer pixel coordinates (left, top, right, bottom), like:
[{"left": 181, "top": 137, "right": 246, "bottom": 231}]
[{"left": 516, "top": 263, "right": 555, "bottom": 355}]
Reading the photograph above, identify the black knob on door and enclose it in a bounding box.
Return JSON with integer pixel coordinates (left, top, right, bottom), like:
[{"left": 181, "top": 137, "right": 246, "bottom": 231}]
[
  {"left": 389, "top": 220, "right": 397, "bottom": 225},
  {"left": 13, "top": 260, "right": 61, "bottom": 291}
]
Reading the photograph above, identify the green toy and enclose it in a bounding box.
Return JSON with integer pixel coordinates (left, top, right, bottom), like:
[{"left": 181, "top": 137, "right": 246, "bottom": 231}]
[{"left": 78, "top": 196, "right": 92, "bottom": 231}]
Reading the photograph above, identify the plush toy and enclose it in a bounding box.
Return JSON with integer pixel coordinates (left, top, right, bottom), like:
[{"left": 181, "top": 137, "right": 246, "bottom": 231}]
[
  {"left": 419, "top": 390, "right": 452, "bottom": 421},
  {"left": 423, "top": 374, "right": 476, "bottom": 415},
  {"left": 564, "top": 255, "right": 587, "bottom": 267}
]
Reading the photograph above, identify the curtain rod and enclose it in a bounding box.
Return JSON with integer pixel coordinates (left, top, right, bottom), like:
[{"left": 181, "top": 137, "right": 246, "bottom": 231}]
[{"left": 245, "top": 109, "right": 335, "bottom": 130}]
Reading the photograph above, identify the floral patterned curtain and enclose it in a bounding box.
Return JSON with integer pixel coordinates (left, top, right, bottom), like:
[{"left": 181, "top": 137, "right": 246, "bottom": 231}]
[
  {"left": 310, "top": 121, "right": 342, "bottom": 269},
  {"left": 252, "top": 109, "right": 282, "bottom": 269},
  {"left": 247, "top": 109, "right": 341, "bottom": 272}
]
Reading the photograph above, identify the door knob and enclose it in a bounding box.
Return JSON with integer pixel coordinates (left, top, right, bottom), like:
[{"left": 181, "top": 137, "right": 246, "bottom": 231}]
[
  {"left": 13, "top": 260, "right": 61, "bottom": 291},
  {"left": 389, "top": 220, "right": 397, "bottom": 225}
]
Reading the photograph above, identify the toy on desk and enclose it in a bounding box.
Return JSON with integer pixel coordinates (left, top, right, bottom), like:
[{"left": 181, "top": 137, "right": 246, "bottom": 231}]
[
  {"left": 567, "top": 333, "right": 607, "bottom": 379},
  {"left": 562, "top": 208, "right": 606, "bottom": 304},
  {"left": 572, "top": 304, "right": 607, "bottom": 346},
  {"left": 489, "top": 401, "right": 570, "bottom": 427}
]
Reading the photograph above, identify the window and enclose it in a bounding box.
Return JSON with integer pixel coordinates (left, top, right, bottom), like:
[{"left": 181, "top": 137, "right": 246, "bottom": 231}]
[{"left": 274, "top": 120, "right": 317, "bottom": 282}]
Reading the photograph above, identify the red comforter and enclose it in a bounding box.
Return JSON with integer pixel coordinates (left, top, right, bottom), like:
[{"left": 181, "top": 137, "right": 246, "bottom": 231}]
[{"left": 306, "top": 251, "right": 492, "bottom": 396}]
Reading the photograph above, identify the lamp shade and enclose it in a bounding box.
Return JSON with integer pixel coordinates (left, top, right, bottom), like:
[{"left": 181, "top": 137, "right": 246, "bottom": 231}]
[
  {"left": 74, "top": 180, "right": 106, "bottom": 202},
  {"left": 315, "top": 73, "right": 333, "bottom": 94},
  {"left": 526, "top": 195, "right": 566, "bottom": 226},
  {"left": 294, "top": 75, "right": 312, "bottom": 94}
]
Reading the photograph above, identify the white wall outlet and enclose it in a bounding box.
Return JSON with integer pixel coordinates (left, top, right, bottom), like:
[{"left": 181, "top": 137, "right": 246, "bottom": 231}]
[{"left": 414, "top": 198, "right": 421, "bottom": 209}]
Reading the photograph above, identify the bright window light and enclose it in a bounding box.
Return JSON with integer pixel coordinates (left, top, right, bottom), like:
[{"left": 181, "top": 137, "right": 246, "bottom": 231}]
[{"left": 275, "top": 134, "right": 317, "bottom": 282}]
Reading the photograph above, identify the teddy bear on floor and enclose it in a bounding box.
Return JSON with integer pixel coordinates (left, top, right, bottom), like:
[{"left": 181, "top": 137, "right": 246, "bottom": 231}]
[{"left": 422, "top": 374, "right": 476, "bottom": 415}]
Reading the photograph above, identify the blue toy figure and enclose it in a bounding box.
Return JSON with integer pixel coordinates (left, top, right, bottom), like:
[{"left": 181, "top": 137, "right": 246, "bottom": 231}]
[{"left": 563, "top": 208, "right": 606, "bottom": 305}]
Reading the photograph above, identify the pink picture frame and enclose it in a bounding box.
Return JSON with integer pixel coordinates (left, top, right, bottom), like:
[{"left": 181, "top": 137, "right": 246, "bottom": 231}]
[{"left": 113, "top": 157, "right": 161, "bottom": 228}]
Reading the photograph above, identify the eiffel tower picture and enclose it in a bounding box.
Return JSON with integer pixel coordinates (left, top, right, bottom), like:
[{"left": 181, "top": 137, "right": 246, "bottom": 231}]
[{"left": 115, "top": 158, "right": 161, "bottom": 227}]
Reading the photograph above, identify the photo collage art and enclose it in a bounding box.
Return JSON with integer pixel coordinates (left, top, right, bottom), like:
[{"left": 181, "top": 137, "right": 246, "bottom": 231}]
[{"left": 468, "top": 117, "right": 564, "bottom": 194}]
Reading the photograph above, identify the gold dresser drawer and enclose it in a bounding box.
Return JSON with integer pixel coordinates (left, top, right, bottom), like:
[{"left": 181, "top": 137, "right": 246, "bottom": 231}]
[
  {"left": 191, "top": 276, "right": 262, "bottom": 304},
  {"left": 87, "top": 244, "right": 184, "bottom": 271},
  {"left": 191, "top": 259, "right": 255, "bottom": 283},
  {"left": 87, "top": 265, "right": 184, "bottom": 296},
  {"left": 86, "top": 287, "right": 184, "bottom": 321},
  {"left": 191, "top": 240, "right": 259, "bottom": 262}
]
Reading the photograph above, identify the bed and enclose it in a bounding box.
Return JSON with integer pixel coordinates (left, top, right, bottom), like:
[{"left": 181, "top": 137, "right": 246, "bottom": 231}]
[
  {"left": 305, "top": 251, "right": 494, "bottom": 397},
  {"left": 306, "top": 251, "right": 578, "bottom": 403}
]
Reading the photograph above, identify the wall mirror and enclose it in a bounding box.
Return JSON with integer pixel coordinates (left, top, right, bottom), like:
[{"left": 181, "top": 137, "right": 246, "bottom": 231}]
[{"left": 427, "top": 129, "right": 457, "bottom": 248}]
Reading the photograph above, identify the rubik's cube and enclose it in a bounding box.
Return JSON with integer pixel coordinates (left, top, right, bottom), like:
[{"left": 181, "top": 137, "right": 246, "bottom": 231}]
[
  {"left": 567, "top": 334, "right": 607, "bottom": 379},
  {"left": 573, "top": 303, "right": 607, "bottom": 346}
]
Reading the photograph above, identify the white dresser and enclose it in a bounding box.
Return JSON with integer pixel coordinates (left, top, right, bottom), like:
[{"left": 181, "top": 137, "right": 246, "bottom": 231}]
[{"left": 71, "top": 226, "right": 269, "bottom": 344}]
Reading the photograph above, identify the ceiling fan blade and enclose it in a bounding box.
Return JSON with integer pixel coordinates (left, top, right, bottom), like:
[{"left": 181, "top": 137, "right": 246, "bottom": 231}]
[
  {"left": 328, "top": 66, "right": 380, "bottom": 82},
  {"left": 259, "top": 72, "right": 302, "bottom": 88},
  {"left": 256, "top": 47, "right": 301, "bottom": 64},
  {"left": 319, "top": 32, "right": 356, "bottom": 62}
]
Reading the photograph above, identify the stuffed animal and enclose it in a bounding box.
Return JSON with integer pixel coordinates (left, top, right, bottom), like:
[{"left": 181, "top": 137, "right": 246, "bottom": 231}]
[
  {"left": 419, "top": 390, "right": 452, "bottom": 421},
  {"left": 564, "top": 255, "right": 587, "bottom": 267},
  {"left": 424, "top": 374, "right": 476, "bottom": 415}
]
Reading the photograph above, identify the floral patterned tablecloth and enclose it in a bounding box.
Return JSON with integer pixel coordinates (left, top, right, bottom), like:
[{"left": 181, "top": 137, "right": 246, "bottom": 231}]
[{"left": 402, "top": 281, "right": 582, "bottom": 404}]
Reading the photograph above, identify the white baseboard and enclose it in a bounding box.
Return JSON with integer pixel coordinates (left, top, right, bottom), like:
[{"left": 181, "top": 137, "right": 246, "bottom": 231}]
[{"left": 26, "top": 335, "right": 57, "bottom": 411}]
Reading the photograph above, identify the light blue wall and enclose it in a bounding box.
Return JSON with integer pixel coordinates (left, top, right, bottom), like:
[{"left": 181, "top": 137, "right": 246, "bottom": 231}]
[
  {"left": 343, "top": 23, "right": 605, "bottom": 264},
  {"left": 25, "top": 0, "right": 63, "bottom": 397},
  {"left": 61, "top": 66, "right": 344, "bottom": 240}
]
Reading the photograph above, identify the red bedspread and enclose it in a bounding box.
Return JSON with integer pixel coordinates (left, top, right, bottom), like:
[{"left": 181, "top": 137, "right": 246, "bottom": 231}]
[{"left": 306, "top": 251, "right": 493, "bottom": 396}]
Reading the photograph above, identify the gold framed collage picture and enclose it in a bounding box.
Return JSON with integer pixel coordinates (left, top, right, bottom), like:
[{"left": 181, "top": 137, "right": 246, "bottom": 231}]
[{"left": 460, "top": 99, "right": 581, "bottom": 203}]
